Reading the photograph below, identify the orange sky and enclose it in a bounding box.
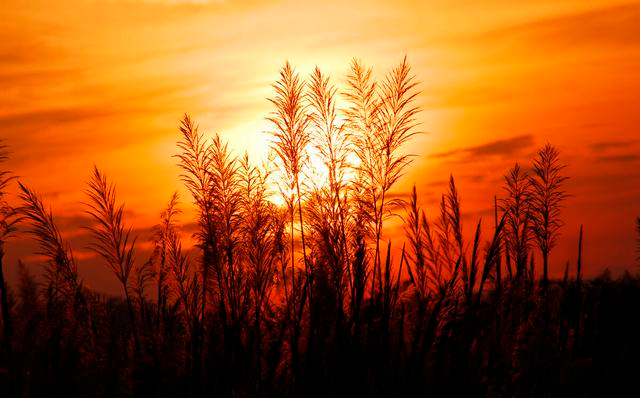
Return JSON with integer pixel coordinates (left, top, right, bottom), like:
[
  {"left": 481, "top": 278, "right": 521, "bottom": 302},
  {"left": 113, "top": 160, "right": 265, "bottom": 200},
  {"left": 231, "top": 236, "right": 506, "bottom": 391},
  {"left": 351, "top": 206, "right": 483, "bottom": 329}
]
[{"left": 2, "top": 0, "right": 639, "bottom": 295}]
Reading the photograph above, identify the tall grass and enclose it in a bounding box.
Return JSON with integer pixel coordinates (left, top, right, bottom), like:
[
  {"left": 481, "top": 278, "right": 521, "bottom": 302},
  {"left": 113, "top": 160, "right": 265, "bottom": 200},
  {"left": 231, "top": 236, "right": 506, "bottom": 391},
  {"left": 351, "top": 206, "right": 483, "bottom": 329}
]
[
  {"left": 18, "top": 183, "right": 82, "bottom": 299},
  {"left": 1, "top": 58, "right": 638, "bottom": 398},
  {"left": 500, "top": 163, "right": 532, "bottom": 282},
  {"left": 345, "top": 57, "right": 420, "bottom": 303},
  {"left": 175, "top": 114, "right": 214, "bottom": 390},
  {"left": 636, "top": 217, "right": 640, "bottom": 264},
  {"left": 267, "top": 61, "right": 312, "bottom": 387},
  {"left": 0, "top": 144, "right": 17, "bottom": 355},
  {"left": 84, "top": 166, "right": 138, "bottom": 347},
  {"left": 529, "top": 143, "right": 568, "bottom": 293}
]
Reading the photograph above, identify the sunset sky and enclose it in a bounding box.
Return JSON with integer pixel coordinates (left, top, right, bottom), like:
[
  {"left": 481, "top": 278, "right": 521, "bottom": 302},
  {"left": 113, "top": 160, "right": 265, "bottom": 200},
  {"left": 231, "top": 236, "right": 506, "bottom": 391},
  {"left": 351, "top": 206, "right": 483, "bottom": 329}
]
[{"left": 2, "top": 0, "right": 639, "bottom": 295}]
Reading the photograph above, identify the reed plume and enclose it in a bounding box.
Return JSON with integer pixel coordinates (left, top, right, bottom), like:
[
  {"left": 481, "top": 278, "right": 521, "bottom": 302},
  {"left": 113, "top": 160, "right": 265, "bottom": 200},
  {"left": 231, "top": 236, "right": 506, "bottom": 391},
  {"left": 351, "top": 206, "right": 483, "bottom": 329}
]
[
  {"left": 267, "top": 61, "right": 312, "bottom": 387},
  {"left": 84, "top": 165, "right": 138, "bottom": 346},
  {"left": 529, "top": 144, "right": 568, "bottom": 293},
  {"left": 175, "top": 113, "right": 215, "bottom": 386},
  {"left": 18, "top": 183, "right": 81, "bottom": 296},
  {"left": 345, "top": 57, "right": 420, "bottom": 300},
  {"left": 153, "top": 191, "right": 181, "bottom": 330},
  {"left": 500, "top": 163, "right": 533, "bottom": 282}
]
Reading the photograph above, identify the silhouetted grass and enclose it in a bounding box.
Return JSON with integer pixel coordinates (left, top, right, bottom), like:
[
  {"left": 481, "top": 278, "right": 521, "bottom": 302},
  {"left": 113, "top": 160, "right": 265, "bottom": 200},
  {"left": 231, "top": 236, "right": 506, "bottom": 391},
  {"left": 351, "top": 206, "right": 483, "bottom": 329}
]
[{"left": 0, "top": 59, "right": 638, "bottom": 398}]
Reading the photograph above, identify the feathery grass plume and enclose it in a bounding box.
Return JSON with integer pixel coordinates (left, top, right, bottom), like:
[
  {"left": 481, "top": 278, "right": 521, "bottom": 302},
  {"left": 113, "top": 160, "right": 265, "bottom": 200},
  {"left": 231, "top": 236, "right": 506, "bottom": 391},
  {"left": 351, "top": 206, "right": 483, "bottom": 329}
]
[
  {"left": 402, "top": 184, "right": 432, "bottom": 386},
  {"left": 345, "top": 57, "right": 420, "bottom": 300},
  {"left": 529, "top": 144, "right": 568, "bottom": 293},
  {"left": 401, "top": 179, "right": 467, "bottom": 394},
  {"left": 307, "top": 68, "right": 358, "bottom": 367},
  {"left": 209, "top": 133, "right": 255, "bottom": 393},
  {"left": 500, "top": 163, "right": 533, "bottom": 282},
  {"left": 307, "top": 66, "right": 352, "bottom": 289},
  {"left": 175, "top": 113, "right": 215, "bottom": 385},
  {"left": 268, "top": 61, "right": 312, "bottom": 277},
  {"left": 209, "top": 134, "right": 242, "bottom": 327},
  {"left": 404, "top": 184, "right": 428, "bottom": 300},
  {"left": 18, "top": 183, "right": 81, "bottom": 296},
  {"left": 133, "top": 255, "right": 155, "bottom": 336},
  {"left": 237, "top": 154, "right": 281, "bottom": 389},
  {"left": 308, "top": 67, "right": 351, "bottom": 192},
  {"left": 493, "top": 195, "right": 502, "bottom": 292},
  {"left": 17, "top": 181, "right": 93, "bottom": 369},
  {"left": 373, "top": 56, "right": 420, "bottom": 283},
  {"left": 343, "top": 60, "right": 380, "bottom": 347},
  {"left": 475, "top": 213, "right": 506, "bottom": 312},
  {"left": 444, "top": 176, "right": 464, "bottom": 259},
  {"left": 84, "top": 165, "right": 139, "bottom": 346},
  {"left": 0, "top": 144, "right": 16, "bottom": 241},
  {"left": 0, "top": 143, "right": 17, "bottom": 353},
  {"left": 153, "top": 192, "right": 181, "bottom": 330},
  {"left": 267, "top": 61, "right": 312, "bottom": 386},
  {"left": 430, "top": 176, "right": 465, "bottom": 291},
  {"left": 162, "top": 207, "right": 200, "bottom": 385},
  {"left": 166, "top": 218, "right": 196, "bottom": 324},
  {"left": 176, "top": 115, "right": 213, "bottom": 213}
]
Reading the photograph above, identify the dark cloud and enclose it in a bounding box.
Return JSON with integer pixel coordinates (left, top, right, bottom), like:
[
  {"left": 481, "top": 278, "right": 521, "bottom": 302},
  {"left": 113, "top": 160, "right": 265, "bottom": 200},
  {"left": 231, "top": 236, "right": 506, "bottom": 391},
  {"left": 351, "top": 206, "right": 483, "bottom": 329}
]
[
  {"left": 589, "top": 140, "right": 638, "bottom": 152},
  {"left": 430, "top": 134, "right": 534, "bottom": 162},
  {"left": 0, "top": 107, "right": 129, "bottom": 131},
  {"left": 458, "top": 173, "right": 487, "bottom": 183},
  {"left": 596, "top": 154, "right": 640, "bottom": 163},
  {"left": 462, "top": 207, "right": 495, "bottom": 222}
]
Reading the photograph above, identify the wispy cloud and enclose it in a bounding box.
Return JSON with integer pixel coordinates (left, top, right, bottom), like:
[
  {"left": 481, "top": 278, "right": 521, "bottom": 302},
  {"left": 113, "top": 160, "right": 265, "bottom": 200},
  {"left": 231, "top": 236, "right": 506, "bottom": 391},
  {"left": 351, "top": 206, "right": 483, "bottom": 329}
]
[
  {"left": 596, "top": 154, "right": 640, "bottom": 163},
  {"left": 477, "top": 3, "right": 640, "bottom": 53},
  {"left": 430, "top": 134, "right": 534, "bottom": 162},
  {"left": 590, "top": 139, "right": 638, "bottom": 152}
]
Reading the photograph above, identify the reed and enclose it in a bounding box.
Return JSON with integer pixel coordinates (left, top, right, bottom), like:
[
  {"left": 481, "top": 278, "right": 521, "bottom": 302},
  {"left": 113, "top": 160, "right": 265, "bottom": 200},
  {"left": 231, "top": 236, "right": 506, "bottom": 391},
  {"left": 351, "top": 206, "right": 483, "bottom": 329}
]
[
  {"left": 175, "top": 114, "right": 215, "bottom": 389},
  {"left": 0, "top": 144, "right": 17, "bottom": 353},
  {"left": 152, "top": 191, "right": 181, "bottom": 331},
  {"left": 500, "top": 163, "right": 533, "bottom": 282},
  {"left": 529, "top": 144, "right": 568, "bottom": 293},
  {"left": 18, "top": 183, "right": 81, "bottom": 297},
  {"left": 84, "top": 165, "right": 139, "bottom": 347},
  {"left": 267, "top": 61, "right": 312, "bottom": 388},
  {"left": 3, "top": 58, "right": 638, "bottom": 398}
]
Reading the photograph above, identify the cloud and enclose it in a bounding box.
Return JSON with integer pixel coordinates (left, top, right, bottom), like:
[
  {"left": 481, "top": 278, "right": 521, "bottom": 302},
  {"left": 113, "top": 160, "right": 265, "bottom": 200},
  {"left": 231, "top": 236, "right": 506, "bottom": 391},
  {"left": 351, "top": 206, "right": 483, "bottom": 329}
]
[
  {"left": 478, "top": 3, "right": 640, "bottom": 53},
  {"left": 589, "top": 139, "right": 638, "bottom": 152},
  {"left": 430, "top": 134, "right": 534, "bottom": 162},
  {"left": 588, "top": 140, "right": 640, "bottom": 163},
  {"left": 0, "top": 107, "right": 126, "bottom": 131},
  {"left": 596, "top": 154, "right": 640, "bottom": 163}
]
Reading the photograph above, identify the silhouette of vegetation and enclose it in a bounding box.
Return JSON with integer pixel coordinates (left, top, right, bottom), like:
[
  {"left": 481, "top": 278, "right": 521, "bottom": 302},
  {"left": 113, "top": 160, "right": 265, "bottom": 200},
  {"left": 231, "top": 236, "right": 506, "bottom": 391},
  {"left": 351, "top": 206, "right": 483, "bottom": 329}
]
[
  {"left": 636, "top": 217, "right": 640, "bottom": 263},
  {"left": 0, "top": 59, "right": 639, "bottom": 398},
  {"left": 530, "top": 143, "right": 569, "bottom": 293},
  {"left": 0, "top": 143, "right": 17, "bottom": 357}
]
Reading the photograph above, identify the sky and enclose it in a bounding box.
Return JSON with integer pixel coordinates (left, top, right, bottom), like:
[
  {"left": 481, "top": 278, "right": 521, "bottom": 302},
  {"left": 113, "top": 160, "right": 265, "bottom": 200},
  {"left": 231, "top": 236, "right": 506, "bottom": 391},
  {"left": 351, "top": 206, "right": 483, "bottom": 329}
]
[{"left": 1, "top": 0, "right": 639, "bottom": 295}]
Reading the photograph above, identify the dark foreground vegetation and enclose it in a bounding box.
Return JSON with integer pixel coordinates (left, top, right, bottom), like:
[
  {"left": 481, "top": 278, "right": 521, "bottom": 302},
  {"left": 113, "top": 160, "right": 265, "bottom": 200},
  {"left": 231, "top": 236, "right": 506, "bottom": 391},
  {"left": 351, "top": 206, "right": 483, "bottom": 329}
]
[{"left": 1, "top": 59, "right": 639, "bottom": 397}]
